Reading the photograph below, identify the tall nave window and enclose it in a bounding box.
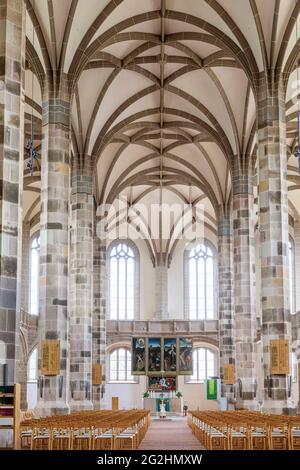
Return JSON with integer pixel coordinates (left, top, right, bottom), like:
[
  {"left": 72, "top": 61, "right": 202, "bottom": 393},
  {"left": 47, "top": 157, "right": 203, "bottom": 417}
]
[
  {"left": 109, "top": 242, "right": 136, "bottom": 320},
  {"left": 27, "top": 348, "right": 38, "bottom": 382},
  {"left": 186, "top": 243, "right": 216, "bottom": 320},
  {"left": 30, "top": 235, "right": 40, "bottom": 316},
  {"left": 189, "top": 347, "right": 217, "bottom": 383},
  {"left": 289, "top": 239, "right": 295, "bottom": 314},
  {"left": 109, "top": 348, "right": 134, "bottom": 382}
]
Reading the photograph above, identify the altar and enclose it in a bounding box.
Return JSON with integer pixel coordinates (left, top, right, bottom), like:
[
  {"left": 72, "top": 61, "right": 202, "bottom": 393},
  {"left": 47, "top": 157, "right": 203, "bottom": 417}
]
[{"left": 143, "top": 395, "right": 182, "bottom": 414}]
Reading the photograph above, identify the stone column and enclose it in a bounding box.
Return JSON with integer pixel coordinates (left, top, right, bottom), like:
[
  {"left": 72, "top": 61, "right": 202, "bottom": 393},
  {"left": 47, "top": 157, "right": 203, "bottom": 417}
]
[
  {"left": 154, "top": 259, "right": 168, "bottom": 320},
  {"left": 69, "top": 156, "right": 93, "bottom": 411},
  {"left": 0, "top": 0, "right": 25, "bottom": 385},
  {"left": 19, "top": 354, "right": 28, "bottom": 410},
  {"left": 233, "top": 162, "right": 258, "bottom": 409},
  {"left": 21, "top": 221, "right": 30, "bottom": 312},
  {"left": 218, "top": 207, "right": 235, "bottom": 404},
  {"left": 257, "top": 74, "right": 294, "bottom": 414},
  {"left": 295, "top": 224, "right": 300, "bottom": 412},
  {"left": 92, "top": 208, "right": 106, "bottom": 409},
  {"left": 36, "top": 77, "right": 71, "bottom": 415}
]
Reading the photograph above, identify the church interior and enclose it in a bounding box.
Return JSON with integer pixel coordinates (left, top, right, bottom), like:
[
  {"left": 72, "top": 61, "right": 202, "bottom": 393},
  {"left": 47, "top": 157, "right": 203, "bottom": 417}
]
[{"left": 1, "top": 0, "right": 300, "bottom": 451}]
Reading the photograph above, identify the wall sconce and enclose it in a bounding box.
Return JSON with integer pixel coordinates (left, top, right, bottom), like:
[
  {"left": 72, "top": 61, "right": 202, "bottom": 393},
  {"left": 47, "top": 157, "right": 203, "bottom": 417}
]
[
  {"left": 70, "top": 381, "right": 75, "bottom": 399},
  {"left": 38, "top": 377, "right": 44, "bottom": 398},
  {"left": 59, "top": 376, "right": 64, "bottom": 398},
  {"left": 267, "top": 376, "right": 273, "bottom": 398},
  {"left": 287, "top": 375, "right": 292, "bottom": 398},
  {"left": 85, "top": 381, "right": 90, "bottom": 401},
  {"left": 237, "top": 379, "right": 243, "bottom": 398},
  {"left": 254, "top": 379, "right": 258, "bottom": 398},
  {"left": 2, "top": 364, "right": 7, "bottom": 386}
]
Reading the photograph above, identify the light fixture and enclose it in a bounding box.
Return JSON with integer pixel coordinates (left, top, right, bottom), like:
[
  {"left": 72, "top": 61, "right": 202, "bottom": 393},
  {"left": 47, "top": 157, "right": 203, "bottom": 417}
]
[
  {"left": 27, "top": 1, "right": 37, "bottom": 177},
  {"left": 293, "top": 1, "right": 300, "bottom": 174},
  {"left": 294, "top": 113, "right": 300, "bottom": 174}
]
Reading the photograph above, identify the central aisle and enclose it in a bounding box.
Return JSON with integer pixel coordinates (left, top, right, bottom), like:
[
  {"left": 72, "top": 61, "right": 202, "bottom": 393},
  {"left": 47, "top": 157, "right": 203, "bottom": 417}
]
[{"left": 139, "top": 417, "right": 205, "bottom": 450}]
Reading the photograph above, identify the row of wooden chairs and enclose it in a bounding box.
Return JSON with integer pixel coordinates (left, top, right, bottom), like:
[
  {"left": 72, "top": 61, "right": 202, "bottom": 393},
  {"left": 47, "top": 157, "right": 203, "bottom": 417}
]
[
  {"left": 21, "top": 410, "right": 150, "bottom": 450},
  {"left": 188, "top": 411, "right": 300, "bottom": 450}
]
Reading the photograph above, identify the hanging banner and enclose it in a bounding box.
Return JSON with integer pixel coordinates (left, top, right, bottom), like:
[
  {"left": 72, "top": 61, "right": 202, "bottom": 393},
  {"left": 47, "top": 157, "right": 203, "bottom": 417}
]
[
  {"left": 41, "top": 340, "right": 60, "bottom": 376},
  {"left": 224, "top": 364, "right": 235, "bottom": 385},
  {"left": 206, "top": 379, "right": 218, "bottom": 400},
  {"left": 148, "top": 338, "right": 162, "bottom": 375},
  {"left": 163, "top": 338, "right": 177, "bottom": 375},
  {"left": 270, "top": 339, "right": 289, "bottom": 375},
  {"left": 178, "top": 337, "right": 193, "bottom": 375},
  {"left": 92, "top": 364, "right": 102, "bottom": 385},
  {"left": 131, "top": 337, "right": 146, "bottom": 375}
]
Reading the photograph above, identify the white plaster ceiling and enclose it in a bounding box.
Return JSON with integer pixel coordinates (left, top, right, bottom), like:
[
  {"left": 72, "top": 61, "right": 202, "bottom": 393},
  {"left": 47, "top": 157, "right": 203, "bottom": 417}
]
[{"left": 24, "top": 0, "right": 300, "bottom": 264}]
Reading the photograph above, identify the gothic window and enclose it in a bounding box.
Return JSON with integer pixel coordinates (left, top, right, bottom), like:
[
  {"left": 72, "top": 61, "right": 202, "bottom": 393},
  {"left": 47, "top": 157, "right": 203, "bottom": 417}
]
[
  {"left": 28, "top": 348, "right": 38, "bottom": 382},
  {"left": 109, "top": 242, "right": 139, "bottom": 320},
  {"left": 109, "top": 348, "right": 134, "bottom": 382},
  {"left": 186, "top": 243, "right": 217, "bottom": 320},
  {"left": 188, "top": 347, "right": 217, "bottom": 383},
  {"left": 289, "top": 238, "right": 296, "bottom": 314},
  {"left": 29, "top": 235, "right": 40, "bottom": 316}
]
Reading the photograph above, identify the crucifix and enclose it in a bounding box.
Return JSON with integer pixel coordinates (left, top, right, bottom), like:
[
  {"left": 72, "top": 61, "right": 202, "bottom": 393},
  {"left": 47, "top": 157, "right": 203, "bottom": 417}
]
[{"left": 27, "top": 13, "right": 37, "bottom": 177}]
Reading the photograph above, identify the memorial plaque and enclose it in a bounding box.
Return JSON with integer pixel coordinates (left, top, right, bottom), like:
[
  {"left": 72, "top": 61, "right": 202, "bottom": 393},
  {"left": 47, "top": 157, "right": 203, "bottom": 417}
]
[
  {"left": 41, "top": 340, "right": 60, "bottom": 376},
  {"left": 270, "top": 339, "right": 289, "bottom": 375},
  {"left": 92, "top": 364, "right": 102, "bottom": 385},
  {"left": 224, "top": 364, "right": 235, "bottom": 385}
]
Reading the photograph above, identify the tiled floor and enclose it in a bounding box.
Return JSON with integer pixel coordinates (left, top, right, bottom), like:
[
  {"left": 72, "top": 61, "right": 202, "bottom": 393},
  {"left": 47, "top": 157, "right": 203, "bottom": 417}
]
[{"left": 139, "top": 416, "right": 205, "bottom": 450}]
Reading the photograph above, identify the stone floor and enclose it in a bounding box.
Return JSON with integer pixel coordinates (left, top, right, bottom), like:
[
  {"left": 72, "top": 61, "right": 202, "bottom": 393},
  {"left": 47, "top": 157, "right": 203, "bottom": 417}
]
[{"left": 139, "top": 416, "right": 205, "bottom": 450}]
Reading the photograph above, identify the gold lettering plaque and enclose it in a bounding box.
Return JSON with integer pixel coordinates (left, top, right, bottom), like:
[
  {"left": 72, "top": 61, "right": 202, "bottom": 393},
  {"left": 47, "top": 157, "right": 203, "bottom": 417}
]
[
  {"left": 41, "top": 340, "right": 60, "bottom": 376},
  {"left": 92, "top": 364, "right": 102, "bottom": 385},
  {"left": 270, "top": 339, "right": 289, "bottom": 375},
  {"left": 224, "top": 364, "right": 235, "bottom": 385}
]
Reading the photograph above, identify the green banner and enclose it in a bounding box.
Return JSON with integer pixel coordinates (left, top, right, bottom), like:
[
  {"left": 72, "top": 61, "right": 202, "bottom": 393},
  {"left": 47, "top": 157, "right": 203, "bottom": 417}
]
[{"left": 206, "top": 379, "right": 217, "bottom": 400}]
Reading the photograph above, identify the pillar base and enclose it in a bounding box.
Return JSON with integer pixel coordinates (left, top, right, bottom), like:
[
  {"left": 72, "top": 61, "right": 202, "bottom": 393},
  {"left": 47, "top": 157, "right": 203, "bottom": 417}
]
[
  {"left": 35, "top": 401, "right": 70, "bottom": 417},
  {"left": 21, "top": 401, "right": 28, "bottom": 412},
  {"left": 236, "top": 399, "right": 259, "bottom": 411},
  {"left": 69, "top": 399, "right": 94, "bottom": 412},
  {"left": 262, "top": 399, "right": 298, "bottom": 415}
]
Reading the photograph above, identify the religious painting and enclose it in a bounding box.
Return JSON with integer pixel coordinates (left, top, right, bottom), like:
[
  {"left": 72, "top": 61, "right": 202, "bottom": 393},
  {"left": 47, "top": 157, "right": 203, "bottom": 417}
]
[
  {"left": 148, "top": 376, "right": 177, "bottom": 392},
  {"left": 131, "top": 337, "right": 146, "bottom": 375},
  {"left": 163, "top": 338, "right": 177, "bottom": 375},
  {"left": 148, "top": 337, "right": 162, "bottom": 374},
  {"left": 178, "top": 337, "right": 193, "bottom": 375}
]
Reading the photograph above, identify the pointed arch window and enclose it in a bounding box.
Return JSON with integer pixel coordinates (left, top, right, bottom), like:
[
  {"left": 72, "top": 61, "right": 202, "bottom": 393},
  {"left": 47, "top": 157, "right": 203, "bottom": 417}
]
[
  {"left": 289, "top": 238, "right": 296, "bottom": 314},
  {"left": 28, "top": 348, "right": 38, "bottom": 382},
  {"left": 109, "top": 348, "right": 134, "bottom": 382},
  {"left": 29, "top": 234, "right": 40, "bottom": 316},
  {"left": 109, "top": 242, "right": 139, "bottom": 320},
  {"left": 185, "top": 243, "right": 217, "bottom": 320},
  {"left": 188, "top": 347, "right": 217, "bottom": 383}
]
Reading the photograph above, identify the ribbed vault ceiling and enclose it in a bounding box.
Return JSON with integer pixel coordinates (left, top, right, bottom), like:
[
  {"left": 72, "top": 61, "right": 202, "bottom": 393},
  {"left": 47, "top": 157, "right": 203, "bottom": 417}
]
[{"left": 23, "top": 0, "right": 300, "bottom": 264}]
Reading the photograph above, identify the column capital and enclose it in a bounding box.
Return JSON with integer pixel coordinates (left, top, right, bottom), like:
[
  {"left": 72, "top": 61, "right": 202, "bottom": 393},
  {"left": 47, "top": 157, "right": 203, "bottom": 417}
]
[
  {"left": 217, "top": 209, "right": 231, "bottom": 238},
  {"left": 232, "top": 163, "right": 254, "bottom": 197}
]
